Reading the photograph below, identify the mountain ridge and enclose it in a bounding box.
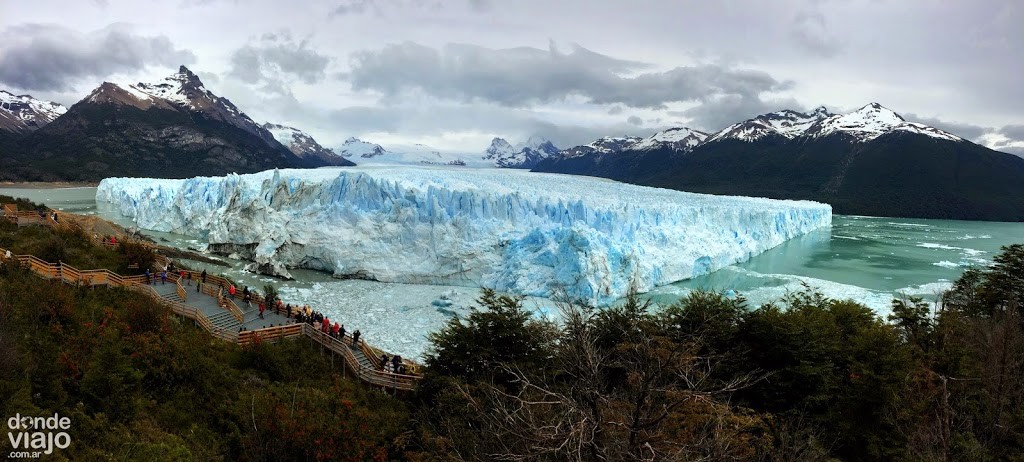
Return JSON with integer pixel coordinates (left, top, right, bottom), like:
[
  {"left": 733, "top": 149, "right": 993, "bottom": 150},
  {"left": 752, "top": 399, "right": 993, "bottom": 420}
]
[{"left": 534, "top": 103, "right": 1024, "bottom": 221}]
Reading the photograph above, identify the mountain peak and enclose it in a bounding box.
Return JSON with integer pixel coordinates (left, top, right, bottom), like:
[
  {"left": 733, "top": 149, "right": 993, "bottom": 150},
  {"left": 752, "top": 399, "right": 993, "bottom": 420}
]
[
  {"left": 633, "top": 126, "right": 708, "bottom": 151},
  {"left": 707, "top": 107, "right": 833, "bottom": 143},
  {"left": 484, "top": 136, "right": 557, "bottom": 168},
  {"left": 263, "top": 122, "right": 354, "bottom": 166},
  {"left": 338, "top": 137, "right": 389, "bottom": 158},
  {"left": 803, "top": 102, "right": 961, "bottom": 142},
  {"left": 0, "top": 90, "right": 68, "bottom": 133}
]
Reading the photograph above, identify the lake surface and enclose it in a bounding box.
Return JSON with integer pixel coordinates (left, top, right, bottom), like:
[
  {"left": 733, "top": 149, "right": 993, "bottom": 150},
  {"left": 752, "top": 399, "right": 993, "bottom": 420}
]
[{"left": 4, "top": 185, "right": 1022, "bottom": 358}]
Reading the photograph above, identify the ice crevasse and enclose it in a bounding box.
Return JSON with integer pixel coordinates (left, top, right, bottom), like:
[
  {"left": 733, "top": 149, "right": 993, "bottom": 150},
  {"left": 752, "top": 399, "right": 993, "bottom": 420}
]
[{"left": 97, "top": 166, "right": 832, "bottom": 304}]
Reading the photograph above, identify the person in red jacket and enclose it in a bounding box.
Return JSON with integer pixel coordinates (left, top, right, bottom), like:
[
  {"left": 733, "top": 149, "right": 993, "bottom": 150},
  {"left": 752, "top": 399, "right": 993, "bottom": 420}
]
[
  {"left": 321, "top": 317, "right": 330, "bottom": 334},
  {"left": 258, "top": 302, "right": 265, "bottom": 320},
  {"left": 332, "top": 322, "right": 340, "bottom": 338}
]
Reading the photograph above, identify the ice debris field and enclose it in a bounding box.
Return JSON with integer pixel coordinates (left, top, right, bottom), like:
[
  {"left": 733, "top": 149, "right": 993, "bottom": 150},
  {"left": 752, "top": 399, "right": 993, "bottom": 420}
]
[{"left": 97, "top": 166, "right": 832, "bottom": 304}]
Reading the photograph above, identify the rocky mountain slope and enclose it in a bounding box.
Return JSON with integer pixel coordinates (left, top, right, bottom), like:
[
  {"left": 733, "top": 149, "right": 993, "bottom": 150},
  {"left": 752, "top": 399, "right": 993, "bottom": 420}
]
[
  {"left": 0, "top": 91, "right": 67, "bottom": 133},
  {"left": 264, "top": 124, "right": 354, "bottom": 166}
]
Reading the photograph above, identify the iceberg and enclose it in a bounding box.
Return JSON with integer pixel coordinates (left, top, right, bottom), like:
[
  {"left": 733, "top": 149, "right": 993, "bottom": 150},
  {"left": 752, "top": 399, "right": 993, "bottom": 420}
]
[{"left": 96, "top": 166, "right": 831, "bottom": 304}]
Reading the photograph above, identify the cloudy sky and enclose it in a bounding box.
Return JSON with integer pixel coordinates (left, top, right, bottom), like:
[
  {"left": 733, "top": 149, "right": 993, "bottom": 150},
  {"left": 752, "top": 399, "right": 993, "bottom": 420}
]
[{"left": 2, "top": 0, "right": 1022, "bottom": 154}]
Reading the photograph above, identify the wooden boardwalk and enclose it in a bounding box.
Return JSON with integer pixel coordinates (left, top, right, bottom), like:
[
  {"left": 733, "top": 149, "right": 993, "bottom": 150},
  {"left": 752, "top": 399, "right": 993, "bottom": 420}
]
[{"left": 1, "top": 204, "right": 421, "bottom": 391}]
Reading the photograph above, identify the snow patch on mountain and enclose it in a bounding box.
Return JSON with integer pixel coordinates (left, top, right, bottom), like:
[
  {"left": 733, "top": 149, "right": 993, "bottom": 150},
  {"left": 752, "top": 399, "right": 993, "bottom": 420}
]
[
  {"left": 706, "top": 107, "right": 834, "bottom": 143},
  {"left": 0, "top": 90, "right": 68, "bottom": 132},
  {"left": 337, "top": 137, "right": 389, "bottom": 158},
  {"left": 338, "top": 139, "right": 488, "bottom": 167},
  {"left": 484, "top": 136, "right": 560, "bottom": 168},
  {"left": 83, "top": 66, "right": 275, "bottom": 145},
  {"left": 560, "top": 136, "right": 644, "bottom": 158},
  {"left": 633, "top": 127, "right": 709, "bottom": 151},
  {"left": 96, "top": 166, "right": 832, "bottom": 304},
  {"left": 806, "top": 103, "right": 962, "bottom": 142},
  {"left": 264, "top": 123, "right": 349, "bottom": 165}
]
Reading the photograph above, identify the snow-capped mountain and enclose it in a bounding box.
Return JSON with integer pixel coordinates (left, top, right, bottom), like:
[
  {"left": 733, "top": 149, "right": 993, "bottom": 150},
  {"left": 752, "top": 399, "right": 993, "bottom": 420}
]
[
  {"left": 0, "top": 90, "right": 67, "bottom": 133},
  {"left": 336, "top": 137, "right": 390, "bottom": 158},
  {"left": 86, "top": 66, "right": 279, "bottom": 147},
  {"left": 804, "top": 103, "right": 962, "bottom": 142},
  {"left": 705, "top": 106, "right": 834, "bottom": 143},
  {"left": 632, "top": 127, "right": 709, "bottom": 151},
  {"left": 704, "top": 103, "right": 963, "bottom": 144},
  {"left": 559, "top": 136, "right": 644, "bottom": 158},
  {"left": 483, "top": 135, "right": 560, "bottom": 168},
  {"left": 264, "top": 123, "right": 354, "bottom": 166},
  {"left": 534, "top": 102, "right": 1024, "bottom": 221},
  {"left": 336, "top": 138, "right": 485, "bottom": 167}
]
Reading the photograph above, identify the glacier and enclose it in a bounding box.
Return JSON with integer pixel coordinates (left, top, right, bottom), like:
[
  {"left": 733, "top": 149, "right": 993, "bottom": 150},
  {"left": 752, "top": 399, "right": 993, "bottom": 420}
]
[{"left": 96, "top": 166, "right": 831, "bottom": 304}]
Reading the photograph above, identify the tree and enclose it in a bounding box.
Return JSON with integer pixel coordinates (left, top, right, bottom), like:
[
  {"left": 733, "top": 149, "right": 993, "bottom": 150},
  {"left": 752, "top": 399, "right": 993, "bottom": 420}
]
[{"left": 423, "top": 289, "right": 554, "bottom": 386}]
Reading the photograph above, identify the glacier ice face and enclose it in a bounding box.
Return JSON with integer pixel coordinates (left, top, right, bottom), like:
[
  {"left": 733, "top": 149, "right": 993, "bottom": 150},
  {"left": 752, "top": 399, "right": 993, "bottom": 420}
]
[{"left": 96, "top": 166, "right": 832, "bottom": 304}]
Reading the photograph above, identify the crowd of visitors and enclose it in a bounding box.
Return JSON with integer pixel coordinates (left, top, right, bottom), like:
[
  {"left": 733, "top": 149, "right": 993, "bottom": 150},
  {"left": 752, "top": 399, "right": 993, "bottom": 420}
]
[{"left": 158, "top": 262, "right": 411, "bottom": 377}]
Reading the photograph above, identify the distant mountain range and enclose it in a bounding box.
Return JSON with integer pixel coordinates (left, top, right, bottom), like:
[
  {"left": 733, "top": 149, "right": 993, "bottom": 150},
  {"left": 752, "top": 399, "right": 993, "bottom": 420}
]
[
  {"left": 1, "top": 68, "right": 1021, "bottom": 220},
  {"left": 484, "top": 135, "right": 560, "bottom": 169},
  {"left": 535, "top": 103, "right": 1024, "bottom": 221}
]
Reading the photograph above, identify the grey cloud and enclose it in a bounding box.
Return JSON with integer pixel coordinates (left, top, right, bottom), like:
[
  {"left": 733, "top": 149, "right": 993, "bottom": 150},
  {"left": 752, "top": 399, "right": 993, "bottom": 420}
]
[
  {"left": 627, "top": 115, "right": 643, "bottom": 126},
  {"left": 228, "top": 32, "right": 330, "bottom": 90},
  {"left": 791, "top": 11, "right": 843, "bottom": 58},
  {"left": 345, "top": 42, "right": 786, "bottom": 109},
  {"left": 999, "top": 125, "right": 1024, "bottom": 140},
  {"left": 468, "top": 0, "right": 492, "bottom": 12},
  {"left": 332, "top": 0, "right": 476, "bottom": 17},
  {"left": 1000, "top": 147, "right": 1024, "bottom": 157},
  {"left": 331, "top": 0, "right": 380, "bottom": 16},
  {"left": 607, "top": 106, "right": 623, "bottom": 115},
  {"left": 0, "top": 23, "right": 195, "bottom": 91},
  {"left": 902, "top": 113, "right": 990, "bottom": 141},
  {"left": 287, "top": 102, "right": 659, "bottom": 149}
]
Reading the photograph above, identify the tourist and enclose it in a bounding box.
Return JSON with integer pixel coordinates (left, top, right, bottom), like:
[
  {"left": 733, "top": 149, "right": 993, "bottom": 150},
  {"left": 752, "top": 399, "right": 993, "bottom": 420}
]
[
  {"left": 351, "top": 330, "right": 360, "bottom": 346},
  {"left": 392, "top": 355, "right": 401, "bottom": 373},
  {"left": 144, "top": 268, "right": 151, "bottom": 284},
  {"left": 228, "top": 284, "right": 236, "bottom": 298},
  {"left": 110, "top": 236, "right": 117, "bottom": 245},
  {"left": 332, "top": 322, "right": 340, "bottom": 338},
  {"left": 322, "top": 316, "right": 330, "bottom": 334},
  {"left": 339, "top": 324, "right": 346, "bottom": 340},
  {"left": 185, "top": 271, "right": 192, "bottom": 286},
  {"left": 381, "top": 354, "right": 389, "bottom": 371},
  {"left": 243, "top": 290, "right": 252, "bottom": 309},
  {"left": 160, "top": 269, "right": 167, "bottom": 285},
  {"left": 258, "top": 301, "right": 265, "bottom": 320}
]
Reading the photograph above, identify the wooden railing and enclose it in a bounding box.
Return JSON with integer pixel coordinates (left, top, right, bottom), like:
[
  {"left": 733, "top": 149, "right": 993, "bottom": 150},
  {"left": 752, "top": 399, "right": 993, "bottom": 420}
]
[
  {"left": 2, "top": 236, "right": 423, "bottom": 391},
  {"left": 238, "top": 323, "right": 303, "bottom": 346},
  {"left": 300, "top": 324, "right": 419, "bottom": 390},
  {"left": 175, "top": 278, "right": 188, "bottom": 303},
  {"left": 220, "top": 296, "right": 245, "bottom": 323}
]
